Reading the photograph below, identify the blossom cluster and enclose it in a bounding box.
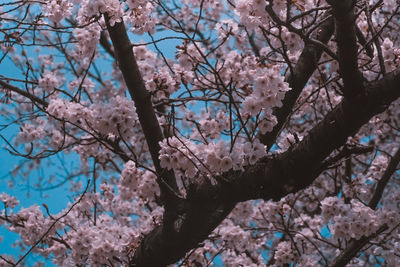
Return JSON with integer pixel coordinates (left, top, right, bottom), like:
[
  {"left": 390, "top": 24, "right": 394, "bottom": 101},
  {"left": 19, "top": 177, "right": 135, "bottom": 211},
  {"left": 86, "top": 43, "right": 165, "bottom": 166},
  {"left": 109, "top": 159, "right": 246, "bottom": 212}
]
[
  {"left": 81, "top": 0, "right": 123, "bottom": 26},
  {"left": 1, "top": 175, "right": 163, "bottom": 266},
  {"left": 241, "top": 64, "right": 290, "bottom": 133},
  {"left": 234, "top": 0, "right": 270, "bottom": 30},
  {"left": 0, "top": 193, "right": 19, "bottom": 209},
  {"left": 38, "top": 71, "right": 61, "bottom": 93},
  {"left": 343, "top": 154, "right": 389, "bottom": 201},
  {"left": 125, "top": 0, "right": 156, "bottom": 34},
  {"left": 197, "top": 110, "right": 230, "bottom": 139},
  {"left": 16, "top": 122, "right": 46, "bottom": 145},
  {"left": 381, "top": 38, "right": 400, "bottom": 72},
  {"left": 71, "top": 24, "right": 102, "bottom": 66},
  {"left": 133, "top": 46, "right": 180, "bottom": 101},
  {"left": 159, "top": 137, "right": 267, "bottom": 177},
  {"left": 321, "top": 197, "right": 380, "bottom": 240},
  {"left": 42, "top": 0, "right": 72, "bottom": 23},
  {"left": 118, "top": 160, "right": 159, "bottom": 201},
  {"left": 46, "top": 95, "right": 138, "bottom": 140},
  {"left": 274, "top": 241, "right": 298, "bottom": 266}
]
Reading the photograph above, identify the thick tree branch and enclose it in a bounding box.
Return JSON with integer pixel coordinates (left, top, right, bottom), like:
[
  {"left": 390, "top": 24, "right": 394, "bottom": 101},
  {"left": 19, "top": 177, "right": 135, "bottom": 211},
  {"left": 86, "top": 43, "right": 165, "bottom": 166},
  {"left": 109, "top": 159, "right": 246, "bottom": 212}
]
[
  {"left": 320, "top": 145, "right": 374, "bottom": 170},
  {"left": 328, "top": 0, "right": 365, "bottom": 97},
  {"left": 235, "top": 68, "right": 400, "bottom": 201},
  {"left": 130, "top": 68, "right": 400, "bottom": 266},
  {"left": 104, "top": 16, "right": 179, "bottom": 201},
  {"left": 259, "top": 16, "right": 334, "bottom": 148},
  {"left": 130, "top": 184, "right": 235, "bottom": 266}
]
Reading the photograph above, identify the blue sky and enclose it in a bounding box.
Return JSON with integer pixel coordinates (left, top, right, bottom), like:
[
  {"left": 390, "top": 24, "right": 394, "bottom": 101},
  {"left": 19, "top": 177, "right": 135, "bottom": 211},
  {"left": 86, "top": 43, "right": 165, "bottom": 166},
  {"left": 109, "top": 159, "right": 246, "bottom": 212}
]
[
  {"left": 0, "top": 13, "right": 185, "bottom": 265},
  {"left": 0, "top": 55, "right": 69, "bottom": 265}
]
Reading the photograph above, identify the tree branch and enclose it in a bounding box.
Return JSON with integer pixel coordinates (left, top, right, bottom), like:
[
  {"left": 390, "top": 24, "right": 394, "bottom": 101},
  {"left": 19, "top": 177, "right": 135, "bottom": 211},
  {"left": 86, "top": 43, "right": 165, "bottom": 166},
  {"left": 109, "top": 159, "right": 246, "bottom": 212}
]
[
  {"left": 130, "top": 186, "right": 235, "bottom": 266},
  {"left": 327, "top": 0, "right": 365, "bottom": 97},
  {"left": 328, "top": 225, "right": 388, "bottom": 267},
  {"left": 235, "top": 68, "right": 400, "bottom": 201},
  {"left": 368, "top": 146, "right": 400, "bottom": 209},
  {"left": 258, "top": 16, "right": 334, "bottom": 148},
  {"left": 104, "top": 15, "right": 179, "bottom": 202},
  {"left": 320, "top": 145, "right": 374, "bottom": 170},
  {"left": 99, "top": 30, "right": 115, "bottom": 58},
  {"left": 0, "top": 80, "right": 48, "bottom": 107}
]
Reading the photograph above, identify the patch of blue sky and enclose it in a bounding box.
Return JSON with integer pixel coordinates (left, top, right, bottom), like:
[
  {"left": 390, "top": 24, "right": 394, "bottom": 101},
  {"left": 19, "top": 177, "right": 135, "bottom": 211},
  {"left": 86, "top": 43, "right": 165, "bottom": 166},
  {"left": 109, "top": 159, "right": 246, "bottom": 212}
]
[
  {"left": 274, "top": 232, "right": 283, "bottom": 239},
  {"left": 212, "top": 254, "right": 224, "bottom": 266},
  {"left": 360, "top": 135, "right": 374, "bottom": 144},
  {"left": 320, "top": 225, "right": 330, "bottom": 238},
  {"left": 262, "top": 249, "right": 270, "bottom": 264}
]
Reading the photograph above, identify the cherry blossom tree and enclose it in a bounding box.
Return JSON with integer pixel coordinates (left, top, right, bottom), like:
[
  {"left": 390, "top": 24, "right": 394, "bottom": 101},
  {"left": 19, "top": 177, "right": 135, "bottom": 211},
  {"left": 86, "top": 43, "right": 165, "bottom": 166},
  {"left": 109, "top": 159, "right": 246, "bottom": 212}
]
[{"left": 1, "top": 0, "right": 400, "bottom": 266}]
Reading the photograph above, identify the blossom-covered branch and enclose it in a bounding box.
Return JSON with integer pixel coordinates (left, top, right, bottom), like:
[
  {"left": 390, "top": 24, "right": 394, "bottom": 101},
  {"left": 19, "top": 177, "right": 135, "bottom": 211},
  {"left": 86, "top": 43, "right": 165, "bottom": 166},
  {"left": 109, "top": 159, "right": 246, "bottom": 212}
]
[
  {"left": 237, "top": 67, "right": 400, "bottom": 201},
  {"left": 1, "top": 0, "right": 400, "bottom": 266},
  {"left": 258, "top": 16, "right": 334, "bottom": 148},
  {"left": 329, "top": 146, "right": 400, "bottom": 266},
  {"left": 104, "top": 15, "right": 179, "bottom": 202},
  {"left": 129, "top": 68, "right": 400, "bottom": 265}
]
